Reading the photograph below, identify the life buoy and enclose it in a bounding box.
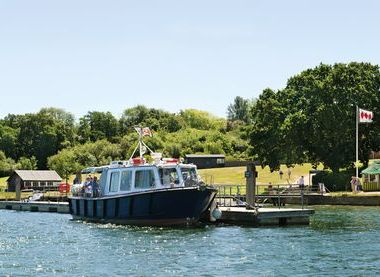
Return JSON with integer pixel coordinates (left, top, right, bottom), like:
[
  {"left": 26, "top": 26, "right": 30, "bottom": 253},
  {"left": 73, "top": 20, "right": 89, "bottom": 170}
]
[{"left": 132, "top": 158, "right": 144, "bottom": 165}]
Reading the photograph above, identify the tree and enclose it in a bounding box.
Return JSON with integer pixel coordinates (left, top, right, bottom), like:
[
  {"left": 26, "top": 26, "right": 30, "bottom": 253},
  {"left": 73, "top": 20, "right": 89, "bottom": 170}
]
[
  {"left": 247, "top": 62, "right": 380, "bottom": 172},
  {"left": 246, "top": 88, "right": 287, "bottom": 170},
  {"left": 16, "top": 113, "right": 59, "bottom": 169},
  {"left": 78, "top": 111, "right": 119, "bottom": 143},
  {"left": 119, "top": 105, "right": 150, "bottom": 134},
  {"left": 0, "top": 125, "right": 18, "bottom": 159},
  {"left": 48, "top": 150, "right": 82, "bottom": 181},
  {"left": 48, "top": 140, "right": 122, "bottom": 178},
  {"left": 1, "top": 108, "right": 76, "bottom": 169},
  {"left": 39, "top": 107, "right": 76, "bottom": 148},
  {"left": 180, "top": 109, "right": 225, "bottom": 130},
  {"left": 119, "top": 105, "right": 184, "bottom": 134},
  {"left": 0, "top": 151, "right": 16, "bottom": 177},
  {"left": 227, "top": 96, "right": 251, "bottom": 123},
  {"left": 16, "top": 156, "right": 38, "bottom": 170}
]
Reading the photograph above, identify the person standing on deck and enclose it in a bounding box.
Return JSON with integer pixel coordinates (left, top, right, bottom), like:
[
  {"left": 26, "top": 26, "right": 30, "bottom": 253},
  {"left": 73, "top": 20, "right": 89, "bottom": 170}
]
[{"left": 91, "top": 176, "right": 99, "bottom": 197}]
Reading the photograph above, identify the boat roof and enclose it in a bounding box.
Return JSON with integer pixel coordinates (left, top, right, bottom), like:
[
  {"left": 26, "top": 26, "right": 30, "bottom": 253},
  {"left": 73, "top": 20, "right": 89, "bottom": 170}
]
[
  {"left": 185, "top": 154, "right": 225, "bottom": 158},
  {"left": 81, "top": 160, "right": 196, "bottom": 173}
]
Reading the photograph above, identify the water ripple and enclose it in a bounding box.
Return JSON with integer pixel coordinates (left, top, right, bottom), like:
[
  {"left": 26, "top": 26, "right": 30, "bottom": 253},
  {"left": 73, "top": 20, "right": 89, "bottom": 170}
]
[{"left": 0, "top": 207, "right": 379, "bottom": 276}]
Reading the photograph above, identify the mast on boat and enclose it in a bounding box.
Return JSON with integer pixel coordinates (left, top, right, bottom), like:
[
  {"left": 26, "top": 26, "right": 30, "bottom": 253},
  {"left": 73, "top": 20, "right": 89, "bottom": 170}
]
[{"left": 129, "top": 127, "right": 154, "bottom": 160}]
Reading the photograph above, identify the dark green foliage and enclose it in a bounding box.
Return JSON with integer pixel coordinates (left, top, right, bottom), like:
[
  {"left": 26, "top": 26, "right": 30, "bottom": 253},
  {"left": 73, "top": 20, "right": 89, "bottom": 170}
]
[
  {"left": 78, "top": 111, "right": 119, "bottom": 143},
  {"left": 0, "top": 125, "right": 18, "bottom": 159},
  {"left": 227, "top": 96, "right": 251, "bottom": 123},
  {"left": 0, "top": 108, "right": 76, "bottom": 169},
  {"left": 119, "top": 105, "right": 183, "bottom": 134},
  {"left": 0, "top": 151, "right": 16, "bottom": 177},
  {"left": 248, "top": 62, "right": 380, "bottom": 172},
  {"left": 312, "top": 170, "right": 354, "bottom": 192}
]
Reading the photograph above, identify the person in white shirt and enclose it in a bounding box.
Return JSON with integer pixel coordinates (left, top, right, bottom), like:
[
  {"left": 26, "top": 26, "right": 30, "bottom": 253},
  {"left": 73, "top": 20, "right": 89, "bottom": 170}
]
[{"left": 298, "top": 176, "right": 305, "bottom": 189}]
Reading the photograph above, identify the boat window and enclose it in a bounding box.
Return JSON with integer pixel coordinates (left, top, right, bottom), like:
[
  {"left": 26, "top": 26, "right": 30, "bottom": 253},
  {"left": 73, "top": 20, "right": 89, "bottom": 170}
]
[
  {"left": 109, "top": 171, "right": 120, "bottom": 192},
  {"left": 159, "top": 168, "right": 180, "bottom": 185},
  {"left": 181, "top": 167, "right": 198, "bottom": 186},
  {"left": 135, "top": 170, "right": 156, "bottom": 189},
  {"left": 120, "top": 171, "right": 132, "bottom": 191}
]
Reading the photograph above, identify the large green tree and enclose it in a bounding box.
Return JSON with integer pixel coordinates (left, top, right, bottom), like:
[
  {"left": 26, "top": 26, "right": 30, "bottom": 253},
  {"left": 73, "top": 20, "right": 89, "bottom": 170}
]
[
  {"left": 227, "top": 96, "right": 251, "bottom": 123},
  {"left": 119, "top": 105, "right": 184, "bottom": 134},
  {"left": 248, "top": 62, "right": 380, "bottom": 172},
  {"left": 2, "top": 108, "right": 76, "bottom": 169},
  {"left": 78, "top": 111, "right": 119, "bottom": 143},
  {"left": 0, "top": 125, "right": 18, "bottom": 159}
]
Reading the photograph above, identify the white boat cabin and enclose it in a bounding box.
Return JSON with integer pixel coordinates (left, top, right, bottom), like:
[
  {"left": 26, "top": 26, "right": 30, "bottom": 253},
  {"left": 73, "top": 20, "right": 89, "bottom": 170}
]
[{"left": 86, "top": 159, "right": 201, "bottom": 197}]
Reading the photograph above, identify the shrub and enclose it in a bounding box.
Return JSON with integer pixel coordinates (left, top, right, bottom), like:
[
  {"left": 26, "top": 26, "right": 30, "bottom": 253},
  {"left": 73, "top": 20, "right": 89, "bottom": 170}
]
[{"left": 312, "top": 170, "right": 353, "bottom": 192}]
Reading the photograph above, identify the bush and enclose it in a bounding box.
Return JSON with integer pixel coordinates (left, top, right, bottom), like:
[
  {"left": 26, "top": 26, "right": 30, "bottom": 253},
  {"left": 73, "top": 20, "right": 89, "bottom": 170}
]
[{"left": 312, "top": 170, "right": 353, "bottom": 192}]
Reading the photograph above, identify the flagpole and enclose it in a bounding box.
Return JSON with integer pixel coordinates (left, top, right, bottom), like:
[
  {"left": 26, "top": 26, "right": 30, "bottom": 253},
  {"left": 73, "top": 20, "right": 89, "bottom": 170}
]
[
  {"left": 139, "top": 126, "right": 143, "bottom": 159},
  {"left": 356, "top": 105, "right": 359, "bottom": 178}
]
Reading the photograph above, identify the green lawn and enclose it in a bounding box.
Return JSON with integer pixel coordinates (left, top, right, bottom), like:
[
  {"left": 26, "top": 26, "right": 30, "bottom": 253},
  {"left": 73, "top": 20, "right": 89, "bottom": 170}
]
[
  {"left": 0, "top": 177, "right": 8, "bottom": 190},
  {"left": 199, "top": 163, "right": 323, "bottom": 185}
]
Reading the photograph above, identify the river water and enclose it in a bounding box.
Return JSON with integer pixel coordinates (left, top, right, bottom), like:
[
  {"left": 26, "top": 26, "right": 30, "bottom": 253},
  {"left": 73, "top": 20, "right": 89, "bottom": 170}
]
[{"left": 0, "top": 206, "right": 379, "bottom": 276}]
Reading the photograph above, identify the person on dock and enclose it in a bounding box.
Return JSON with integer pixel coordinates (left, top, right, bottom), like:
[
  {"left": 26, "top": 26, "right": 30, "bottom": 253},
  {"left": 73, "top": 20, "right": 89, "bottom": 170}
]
[
  {"left": 279, "top": 170, "right": 284, "bottom": 180},
  {"left": 350, "top": 177, "right": 362, "bottom": 193},
  {"left": 287, "top": 167, "right": 292, "bottom": 180},
  {"left": 297, "top": 176, "right": 305, "bottom": 189}
]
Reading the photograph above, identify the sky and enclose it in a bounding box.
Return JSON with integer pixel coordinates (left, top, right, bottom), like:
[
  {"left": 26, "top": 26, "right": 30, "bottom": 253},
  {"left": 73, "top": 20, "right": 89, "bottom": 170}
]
[{"left": 0, "top": 0, "right": 379, "bottom": 120}]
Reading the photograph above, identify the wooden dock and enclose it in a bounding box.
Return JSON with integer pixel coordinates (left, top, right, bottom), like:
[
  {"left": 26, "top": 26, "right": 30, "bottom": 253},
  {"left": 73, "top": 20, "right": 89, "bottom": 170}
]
[
  {"left": 0, "top": 201, "right": 69, "bottom": 213},
  {"left": 0, "top": 201, "right": 315, "bottom": 227},
  {"left": 218, "top": 207, "right": 315, "bottom": 226}
]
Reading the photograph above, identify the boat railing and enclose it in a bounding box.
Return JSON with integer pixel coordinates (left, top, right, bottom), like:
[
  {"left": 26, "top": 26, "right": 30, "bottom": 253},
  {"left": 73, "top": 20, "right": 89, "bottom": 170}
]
[{"left": 198, "top": 174, "right": 214, "bottom": 186}]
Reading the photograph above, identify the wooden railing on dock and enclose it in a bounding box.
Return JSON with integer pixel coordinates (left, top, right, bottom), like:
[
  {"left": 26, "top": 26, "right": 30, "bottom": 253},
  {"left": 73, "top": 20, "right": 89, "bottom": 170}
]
[{"left": 215, "top": 183, "right": 321, "bottom": 209}]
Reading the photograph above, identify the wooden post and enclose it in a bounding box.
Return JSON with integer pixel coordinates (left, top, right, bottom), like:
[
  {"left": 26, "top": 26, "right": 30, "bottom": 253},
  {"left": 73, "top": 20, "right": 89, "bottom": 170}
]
[
  {"left": 245, "top": 163, "right": 256, "bottom": 208},
  {"left": 15, "top": 182, "right": 21, "bottom": 201}
]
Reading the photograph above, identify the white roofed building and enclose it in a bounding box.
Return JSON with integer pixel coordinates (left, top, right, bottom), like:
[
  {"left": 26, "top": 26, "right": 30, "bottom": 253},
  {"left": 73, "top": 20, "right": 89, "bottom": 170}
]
[{"left": 7, "top": 170, "right": 62, "bottom": 192}]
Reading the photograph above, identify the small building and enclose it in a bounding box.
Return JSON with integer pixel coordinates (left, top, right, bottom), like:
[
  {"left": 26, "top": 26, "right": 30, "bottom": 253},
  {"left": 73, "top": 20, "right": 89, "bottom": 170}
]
[
  {"left": 184, "top": 154, "right": 225, "bottom": 169},
  {"left": 7, "top": 170, "right": 62, "bottom": 192},
  {"left": 361, "top": 161, "right": 380, "bottom": 191}
]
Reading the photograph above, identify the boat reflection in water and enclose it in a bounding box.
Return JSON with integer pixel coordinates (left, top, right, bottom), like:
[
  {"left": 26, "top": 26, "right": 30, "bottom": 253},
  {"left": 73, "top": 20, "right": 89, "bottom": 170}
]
[{"left": 69, "top": 128, "right": 217, "bottom": 227}]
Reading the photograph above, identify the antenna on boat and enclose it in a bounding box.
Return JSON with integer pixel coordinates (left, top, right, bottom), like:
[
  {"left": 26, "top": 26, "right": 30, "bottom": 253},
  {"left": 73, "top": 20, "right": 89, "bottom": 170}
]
[{"left": 129, "top": 127, "right": 154, "bottom": 160}]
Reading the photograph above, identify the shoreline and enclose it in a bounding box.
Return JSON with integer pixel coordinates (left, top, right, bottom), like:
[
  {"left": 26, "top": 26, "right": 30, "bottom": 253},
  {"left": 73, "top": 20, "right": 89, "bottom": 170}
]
[{"left": 287, "top": 194, "right": 380, "bottom": 206}]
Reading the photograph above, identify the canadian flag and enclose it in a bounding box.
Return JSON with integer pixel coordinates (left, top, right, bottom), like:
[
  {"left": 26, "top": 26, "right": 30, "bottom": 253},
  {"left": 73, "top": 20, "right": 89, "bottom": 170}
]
[{"left": 359, "top": 108, "right": 373, "bottom": 123}]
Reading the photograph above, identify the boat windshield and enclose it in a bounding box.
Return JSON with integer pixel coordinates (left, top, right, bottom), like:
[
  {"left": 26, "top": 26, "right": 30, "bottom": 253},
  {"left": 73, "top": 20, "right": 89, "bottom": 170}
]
[
  {"left": 181, "top": 167, "right": 199, "bottom": 186},
  {"left": 159, "top": 167, "right": 180, "bottom": 186}
]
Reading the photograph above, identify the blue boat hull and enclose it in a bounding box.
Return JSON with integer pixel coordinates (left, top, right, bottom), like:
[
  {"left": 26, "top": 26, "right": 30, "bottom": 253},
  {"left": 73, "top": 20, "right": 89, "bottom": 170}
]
[{"left": 69, "top": 187, "right": 217, "bottom": 226}]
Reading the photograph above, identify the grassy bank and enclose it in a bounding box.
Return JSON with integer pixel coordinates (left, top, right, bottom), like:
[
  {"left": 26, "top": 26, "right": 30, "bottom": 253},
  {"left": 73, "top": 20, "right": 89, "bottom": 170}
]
[
  {"left": 199, "top": 163, "right": 322, "bottom": 185},
  {"left": 0, "top": 177, "right": 7, "bottom": 190}
]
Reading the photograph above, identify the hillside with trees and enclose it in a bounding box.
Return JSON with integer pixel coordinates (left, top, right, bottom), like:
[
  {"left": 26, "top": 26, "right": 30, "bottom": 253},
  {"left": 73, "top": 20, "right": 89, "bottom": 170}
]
[{"left": 0, "top": 106, "right": 250, "bottom": 178}]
